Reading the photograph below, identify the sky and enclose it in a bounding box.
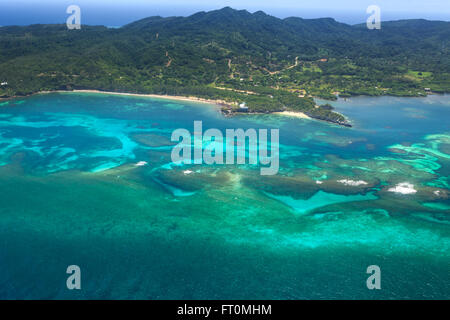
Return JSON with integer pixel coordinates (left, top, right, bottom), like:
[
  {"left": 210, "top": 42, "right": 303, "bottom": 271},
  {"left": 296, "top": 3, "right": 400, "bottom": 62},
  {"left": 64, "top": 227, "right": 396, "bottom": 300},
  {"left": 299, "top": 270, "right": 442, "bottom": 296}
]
[{"left": 0, "top": 0, "right": 449, "bottom": 26}]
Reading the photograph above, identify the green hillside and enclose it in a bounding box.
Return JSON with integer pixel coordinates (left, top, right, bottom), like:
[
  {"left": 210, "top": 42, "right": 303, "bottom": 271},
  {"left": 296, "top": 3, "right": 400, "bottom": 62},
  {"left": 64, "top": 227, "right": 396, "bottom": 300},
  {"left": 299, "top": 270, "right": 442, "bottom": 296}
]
[{"left": 0, "top": 7, "right": 449, "bottom": 125}]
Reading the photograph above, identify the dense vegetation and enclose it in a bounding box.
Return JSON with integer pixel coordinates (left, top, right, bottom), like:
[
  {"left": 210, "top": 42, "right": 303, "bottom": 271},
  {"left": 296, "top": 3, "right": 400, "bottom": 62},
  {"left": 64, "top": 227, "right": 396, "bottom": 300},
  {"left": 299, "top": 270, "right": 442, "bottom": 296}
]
[{"left": 0, "top": 7, "right": 449, "bottom": 125}]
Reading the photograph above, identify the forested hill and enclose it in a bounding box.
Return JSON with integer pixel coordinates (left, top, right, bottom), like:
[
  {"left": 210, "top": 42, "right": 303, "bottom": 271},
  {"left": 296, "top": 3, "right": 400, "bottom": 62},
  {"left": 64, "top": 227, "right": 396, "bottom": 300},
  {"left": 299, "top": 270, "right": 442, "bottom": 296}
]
[{"left": 0, "top": 7, "right": 449, "bottom": 125}]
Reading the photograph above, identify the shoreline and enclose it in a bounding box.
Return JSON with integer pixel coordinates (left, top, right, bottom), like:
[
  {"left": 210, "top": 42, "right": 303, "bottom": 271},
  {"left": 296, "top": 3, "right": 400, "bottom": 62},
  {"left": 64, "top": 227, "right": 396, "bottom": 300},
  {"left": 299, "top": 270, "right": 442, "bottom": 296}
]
[
  {"left": 42, "top": 89, "right": 232, "bottom": 107},
  {"left": 2, "top": 89, "right": 313, "bottom": 120},
  {"left": 0, "top": 89, "right": 235, "bottom": 110},
  {"left": 1, "top": 89, "right": 346, "bottom": 125},
  {"left": 72, "top": 91, "right": 312, "bottom": 121}
]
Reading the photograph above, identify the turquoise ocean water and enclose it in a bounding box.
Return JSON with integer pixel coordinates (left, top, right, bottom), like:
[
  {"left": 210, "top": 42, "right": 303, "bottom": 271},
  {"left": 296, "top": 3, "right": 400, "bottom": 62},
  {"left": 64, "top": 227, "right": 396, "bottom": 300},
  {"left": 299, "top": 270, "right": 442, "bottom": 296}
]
[{"left": 0, "top": 92, "right": 448, "bottom": 299}]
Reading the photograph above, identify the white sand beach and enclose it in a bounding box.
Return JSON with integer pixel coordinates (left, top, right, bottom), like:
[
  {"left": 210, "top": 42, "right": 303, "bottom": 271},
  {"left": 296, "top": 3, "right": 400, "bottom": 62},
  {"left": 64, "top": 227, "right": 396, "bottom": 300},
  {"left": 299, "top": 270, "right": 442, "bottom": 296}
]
[
  {"left": 273, "top": 111, "right": 311, "bottom": 119},
  {"left": 41, "top": 89, "right": 231, "bottom": 107}
]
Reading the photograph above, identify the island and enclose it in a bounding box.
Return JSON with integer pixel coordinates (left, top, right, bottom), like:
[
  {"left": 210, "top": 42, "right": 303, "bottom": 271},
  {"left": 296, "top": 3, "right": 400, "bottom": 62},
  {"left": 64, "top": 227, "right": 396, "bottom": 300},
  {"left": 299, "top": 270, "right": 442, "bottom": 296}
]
[{"left": 0, "top": 7, "right": 449, "bottom": 127}]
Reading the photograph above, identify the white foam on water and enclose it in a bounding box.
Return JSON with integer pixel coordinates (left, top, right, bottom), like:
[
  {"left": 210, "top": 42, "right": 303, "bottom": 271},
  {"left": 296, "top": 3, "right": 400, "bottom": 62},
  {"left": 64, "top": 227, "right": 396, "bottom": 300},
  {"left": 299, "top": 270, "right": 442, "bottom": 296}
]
[
  {"left": 135, "top": 161, "right": 148, "bottom": 167},
  {"left": 337, "top": 179, "right": 368, "bottom": 186},
  {"left": 388, "top": 182, "right": 417, "bottom": 194}
]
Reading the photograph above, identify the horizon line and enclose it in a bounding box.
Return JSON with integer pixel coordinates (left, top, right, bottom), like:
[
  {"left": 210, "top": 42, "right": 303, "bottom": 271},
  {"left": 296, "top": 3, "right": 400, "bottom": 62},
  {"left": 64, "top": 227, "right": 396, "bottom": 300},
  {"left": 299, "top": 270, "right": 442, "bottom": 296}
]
[{"left": 0, "top": 6, "right": 449, "bottom": 28}]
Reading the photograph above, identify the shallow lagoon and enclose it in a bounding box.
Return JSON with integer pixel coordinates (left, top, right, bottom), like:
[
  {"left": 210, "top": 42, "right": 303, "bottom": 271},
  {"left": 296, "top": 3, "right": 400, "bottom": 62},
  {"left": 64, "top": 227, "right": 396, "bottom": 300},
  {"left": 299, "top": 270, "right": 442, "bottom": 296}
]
[{"left": 0, "top": 92, "right": 448, "bottom": 299}]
